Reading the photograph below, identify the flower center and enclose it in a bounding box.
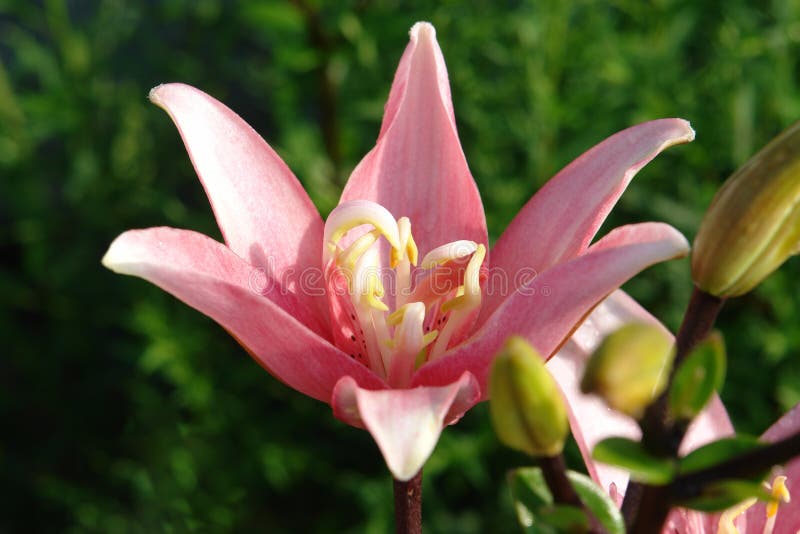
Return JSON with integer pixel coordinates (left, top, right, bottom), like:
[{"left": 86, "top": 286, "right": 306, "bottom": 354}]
[
  {"left": 716, "top": 474, "right": 791, "bottom": 534},
  {"left": 323, "top": 200, "right": 486, "bottom": 387}
]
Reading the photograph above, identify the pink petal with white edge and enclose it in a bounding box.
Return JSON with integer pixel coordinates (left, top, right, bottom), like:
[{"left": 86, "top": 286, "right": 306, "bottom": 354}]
[
  {"left": 102, "top": 227, "right": 385, "bottom": 402},
  {"left": 483, "top": 119, "right": 695, "bottom": 322},
  {"left": 332, "top": 371, "right": 480, "bottom": 481},
  {"left": 149, "top": 83, "right": 327, "bottom": 323},
  {"left": 745, "top": 402, "right": 800, "bottom": 533},
  {"left": 413, "top": 222, "right": 689, "bottom": 394},
  {"left": 340, "top": 22, "right": 487, "bottom": 256}
]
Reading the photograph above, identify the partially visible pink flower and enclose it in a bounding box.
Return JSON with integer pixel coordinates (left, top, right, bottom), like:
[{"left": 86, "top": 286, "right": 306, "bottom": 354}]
[
  {"left": 551, "top": 290, "right": 799, "bottom": 533},
  {"left": 103, "top": 22, "right": 693, "bottom": 480}
]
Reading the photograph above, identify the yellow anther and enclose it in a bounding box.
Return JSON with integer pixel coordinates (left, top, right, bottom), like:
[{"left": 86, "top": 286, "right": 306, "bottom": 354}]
[
  {"left": 440, "top": 244, "right": 486, "bottom": 313},
  {"left": 441, "top": 286, "right": 466, "bottom": 313},
  {"left": 422, "top": 330, "right": 439, "bottom": 346},
  {"left": 420, "top": 240, "right": 478, "bottom": 269},
  {"left": 428, "top": 244, "right": 486, "bottom": 361},
  {"left": 406, "top": 233, "right": 419, "bottom": 266},
  {"left": 391, "top": 217, "right": 419, "bottom": 268},
  {"left": 464, "top": 244, "right": 486, "bottom": 297},
  {"left": 766, "top": 475, "right": 790, "bottom": 518},
  {"left": 338, "top": 230, "right": 380, "bottom": 269},
  {"left": 364, "top": 277, "right": 388, "bottom": 312},
  {"left": 387, "top": 305, "right": 408, "bottom": 326},
  {"left": 323, "top": 200, "right": 401, "bottom": 263},
  {"left": 716, "top": 497, "right": 756, "bottom": 534}
]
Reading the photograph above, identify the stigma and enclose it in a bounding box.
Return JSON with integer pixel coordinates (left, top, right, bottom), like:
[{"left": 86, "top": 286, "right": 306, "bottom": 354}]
[{"left": 323, "top": 200, "right": 486, "bottom": 387}]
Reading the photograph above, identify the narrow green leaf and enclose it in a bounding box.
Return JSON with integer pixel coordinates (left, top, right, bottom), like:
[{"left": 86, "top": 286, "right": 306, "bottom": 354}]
[
  {"left": 508, "top": 468, "right": 626, "bottom": 534},
  {"left": 508, "top": 467, "right": 555, "bottom": 534},
  {"left": 669, "top": 331, "right": 727, "bottom": 419},
  {"left": 679, "top": 436, "right": 762, "bottom": 476},
  {"left": 537, "top": 505, "right": 589, "bottom": 532},
  {"left": 566, "top": 471, "right": 625, "bottom": 534},
  {"left": 593, "top": 437, "right": 676, "bottom": 484},
  {"left": 677, "top": 479, "right": 771, "bottom": 512}
]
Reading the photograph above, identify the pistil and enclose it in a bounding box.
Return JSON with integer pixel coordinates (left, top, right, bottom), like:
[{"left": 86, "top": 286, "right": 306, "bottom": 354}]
[{"left": 323, "top": 200, "right": 486, "bottom": 386}]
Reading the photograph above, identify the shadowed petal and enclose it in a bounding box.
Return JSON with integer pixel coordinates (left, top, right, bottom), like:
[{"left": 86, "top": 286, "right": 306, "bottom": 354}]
[
  {"left": 340, "top": 22, "right": 487, "bottom": 256},
  {"left": 483, "top": 119, "right": 695, "bottom": 322},
  {"left": 332, "top": 371, "right": 479, "bottom": 481},
  {"left": 102, "top": 227, "right": 385, "bottom": 402},
  {"left": 745, "top": 402, "right": 800, "bottom": 533},
  {"left": 413, "top": 222, "right": 689, "bottom": 394},
  {"left": 149, "top": 83, "right": 327, "bottom": 321}
]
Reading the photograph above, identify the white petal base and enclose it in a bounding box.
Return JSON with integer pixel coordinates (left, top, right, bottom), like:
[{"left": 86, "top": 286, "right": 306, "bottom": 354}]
[{"left": 332, "top": 372, "right": 479, "bottom": 481}]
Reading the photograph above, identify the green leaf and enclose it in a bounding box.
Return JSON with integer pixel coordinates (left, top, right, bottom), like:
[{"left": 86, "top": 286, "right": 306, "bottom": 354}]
[
  {"left": 593, "top": 437, "right": 676, "bottom": 484},
  {"left": 566, "top": 471, "right": 625, "bottom": 534},
  {"left": 679, "top": 436, "right": 763, "bottom": 476},
  {"left": 669, "top": 331, "right": 727, "bottom": 419},
  {"left": 677, "top": 479, "right": 771, "bottom": 512},
  {"left": 508, "top": 468, "right": 625, "bottom": 534}
]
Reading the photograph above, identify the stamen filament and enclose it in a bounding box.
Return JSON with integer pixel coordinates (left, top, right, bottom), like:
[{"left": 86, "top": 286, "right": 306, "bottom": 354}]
[
  {"left": 322, "top": 201, "right": 488, "bottom": 384},
  {"left": 429, "top": 244, "right": 486, "bottom": 360}
]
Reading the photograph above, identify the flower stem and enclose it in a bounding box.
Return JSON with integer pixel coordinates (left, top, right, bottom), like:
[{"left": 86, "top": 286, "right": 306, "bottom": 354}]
[
  {"left": 639, "top": 287, "right": 726, "bottom": 455},
  {"left": 539, "top": 454, "right": 608, "bottom": 534},
  {"left": 393, "top": 470, "right": 422, "bottom": 534}
]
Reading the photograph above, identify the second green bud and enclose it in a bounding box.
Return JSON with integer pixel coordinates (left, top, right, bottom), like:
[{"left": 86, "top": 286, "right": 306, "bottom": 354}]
[
  {"left": 581, "top": 323, "right": 674, "bottom": 419},
  {"left": 489, "top": 336, "right": 569, "bottom": 457}
]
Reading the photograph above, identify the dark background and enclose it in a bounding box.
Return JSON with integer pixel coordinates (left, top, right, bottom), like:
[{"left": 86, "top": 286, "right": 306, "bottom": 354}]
[{"left": 2, "top": 1, "right": 800, "bottom": 531}]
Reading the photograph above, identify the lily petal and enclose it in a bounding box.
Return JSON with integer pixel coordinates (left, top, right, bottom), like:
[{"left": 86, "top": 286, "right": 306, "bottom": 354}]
[
  {"left": 340, "top": 22, "right": 487, "bottom": 255},
  {"left": 102, "top": 227, "right": 385, "bottom": 402},
  {"left": 745, "top": 402, "right": 800, "bottom": 533},
  {"left": 483, "top": 119, "right": 695, "bottom": 321},
  {"left": 331, "top": 371, "right": 480, "bottom": 481},
  {"left": 149, "top": 83, "right": 327, "bottom": 320},
  {"left": 413, "top": 222, "right": 689, "bottom": 394}
]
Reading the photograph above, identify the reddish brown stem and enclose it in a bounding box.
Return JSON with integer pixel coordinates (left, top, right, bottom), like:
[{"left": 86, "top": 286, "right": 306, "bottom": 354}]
[
  {"left": 539, "top": 455, "right": 608, "bottom": 534},
  {"left": 393, "top": 470, "right": 422, "bottom": 534}
]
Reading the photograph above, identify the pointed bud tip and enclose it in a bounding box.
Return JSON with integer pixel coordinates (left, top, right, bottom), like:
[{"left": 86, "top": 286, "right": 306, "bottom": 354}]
[
  {"left": 101, "top": 236, "right": 127, "bottom": 273},
  {"left": 410, "top": 21, "right": 436, "bottom": 42}
]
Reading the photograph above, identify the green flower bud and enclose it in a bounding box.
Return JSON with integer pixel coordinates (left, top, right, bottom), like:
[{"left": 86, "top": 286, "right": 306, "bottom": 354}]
[
  {"left": 489, "top": 336, "right": 569, "bottom": 457},
  {"left": 692, "top": 121, "right": 800, "bottom": 297},
  {"left": 581, "top": 323, "right": 674, "bottom": 419}
]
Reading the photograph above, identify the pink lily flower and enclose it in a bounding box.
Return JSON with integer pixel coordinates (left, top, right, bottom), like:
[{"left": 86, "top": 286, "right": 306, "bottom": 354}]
[
  {"left": 551, "top": 290, "right": 798, "bottom": 532},
  {"left": 102, "top": 22, "right": 694, "bottom": 481}
]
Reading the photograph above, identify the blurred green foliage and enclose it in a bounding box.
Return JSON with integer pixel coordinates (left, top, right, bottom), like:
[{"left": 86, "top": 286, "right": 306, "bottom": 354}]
[{"left": 2, "top": 0, "right": 800, "bottom": 532}]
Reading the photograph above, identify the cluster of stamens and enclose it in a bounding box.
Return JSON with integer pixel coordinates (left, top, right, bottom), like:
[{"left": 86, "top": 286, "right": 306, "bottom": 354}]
[{"left": 323, "top": 200, "right": 486, "bottom": 387}]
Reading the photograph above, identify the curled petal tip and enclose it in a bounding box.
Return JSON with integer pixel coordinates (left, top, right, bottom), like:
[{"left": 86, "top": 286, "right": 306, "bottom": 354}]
[
  {"left": 101, "top": 232, "right": 132, "bottom": 274},
  {"left": 684, "top": 121, "right": 696, "bottom": 142},
  {"left": 148, "top": 83, "right": 167, "bottom": 105},
  {"left": 672, "top": 118, "right": 696, "bottom": 143},
  {"left": 668, "top": 226, "right": 691, "bottom": 258}
]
